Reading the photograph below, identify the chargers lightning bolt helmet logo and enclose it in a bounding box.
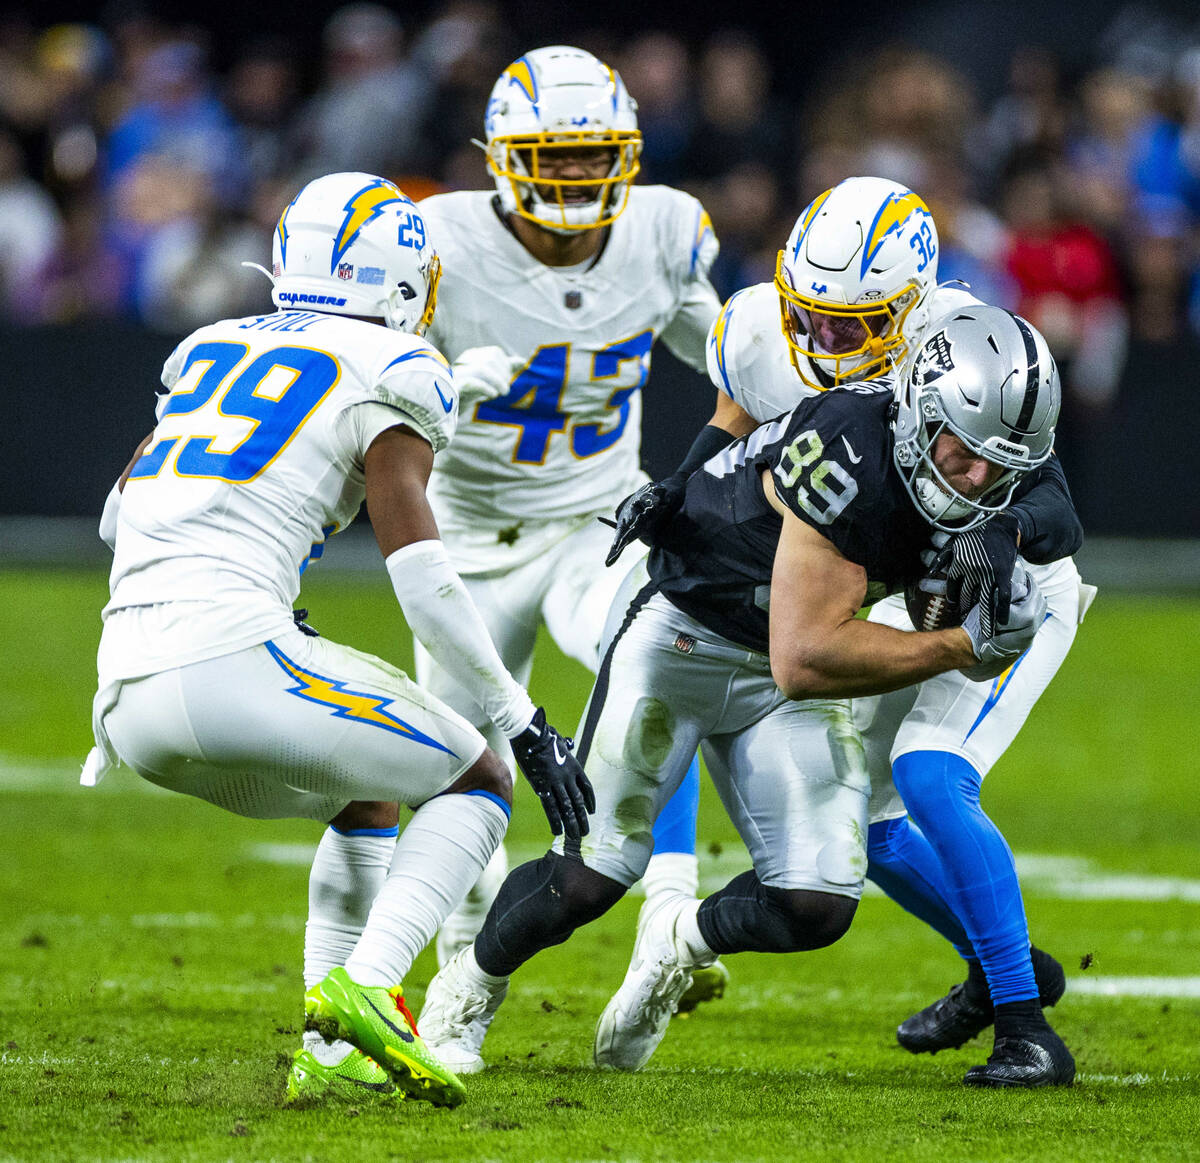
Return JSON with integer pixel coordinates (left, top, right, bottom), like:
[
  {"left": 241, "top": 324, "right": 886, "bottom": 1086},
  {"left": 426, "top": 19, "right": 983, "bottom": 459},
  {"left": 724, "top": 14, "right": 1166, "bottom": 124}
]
[
  {"left": 503, "top": 56, "right": 539, "bottom": 108},
  {"left": 264, "top": 171, "right": 441, "bottom": 335},
  {"left": 775, "top": 176, "right": 941, "bottom": 391},
  {"left": 331, "top": 179, "right": 408, "bottom": 274},
  {"left": 860, "top": 189, "right": 933, "bottom": 280},
  {"left": 483, "top": 45, "right": 641, "bottom": 234}
]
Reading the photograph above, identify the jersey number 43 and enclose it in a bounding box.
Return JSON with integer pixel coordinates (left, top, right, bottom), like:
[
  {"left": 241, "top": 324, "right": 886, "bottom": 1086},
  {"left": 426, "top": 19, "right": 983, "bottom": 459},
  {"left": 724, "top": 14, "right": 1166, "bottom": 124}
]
[{"left": 474, "top": 332, "right": 653, "bottom": 464}]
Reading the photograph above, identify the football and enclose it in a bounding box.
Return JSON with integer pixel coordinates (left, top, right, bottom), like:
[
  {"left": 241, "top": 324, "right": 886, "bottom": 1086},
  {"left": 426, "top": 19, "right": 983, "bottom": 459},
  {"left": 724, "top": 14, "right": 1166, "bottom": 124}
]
[{"left": 904, "top": 571, "right": 962, "bottom": 632}]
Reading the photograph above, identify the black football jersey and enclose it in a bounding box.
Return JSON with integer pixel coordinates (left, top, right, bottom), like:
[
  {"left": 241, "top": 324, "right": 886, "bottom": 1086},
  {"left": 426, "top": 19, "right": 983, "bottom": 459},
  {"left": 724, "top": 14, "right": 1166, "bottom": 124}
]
[{"left": 649, "top": 385, "right": 934, "bottom": 653}]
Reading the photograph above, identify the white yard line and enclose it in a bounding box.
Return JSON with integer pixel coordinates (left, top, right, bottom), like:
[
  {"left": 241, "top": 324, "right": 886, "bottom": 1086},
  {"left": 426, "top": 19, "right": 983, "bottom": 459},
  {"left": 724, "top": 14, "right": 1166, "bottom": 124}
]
[
  {"left": 10, "top": 912, "right": 304, "bottom": 930},
  {"left": 1069, "top": 976, "right": 1200, "bottom": 998}
]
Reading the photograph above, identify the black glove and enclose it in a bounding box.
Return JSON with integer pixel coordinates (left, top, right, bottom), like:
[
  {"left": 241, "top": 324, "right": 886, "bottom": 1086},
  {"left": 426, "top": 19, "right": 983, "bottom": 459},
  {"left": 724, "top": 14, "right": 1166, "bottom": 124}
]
[
  {"left": 509, "top": 707, "right": 596, "bottom": 842},
  {"left": 934, "top": 511, "right": 1022, "bottom": 639},
  {"left": 602, "top": 474, "right": 687, "bottom": 567}
]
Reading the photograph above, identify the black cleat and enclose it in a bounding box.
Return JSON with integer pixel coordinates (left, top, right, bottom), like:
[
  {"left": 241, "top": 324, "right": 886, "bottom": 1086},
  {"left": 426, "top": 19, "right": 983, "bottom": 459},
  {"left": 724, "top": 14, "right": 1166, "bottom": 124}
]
[
  {"left": 896, "top": 947, "right": 1067, "bottom": 1055},
  {"left": 897, "top": 982, "right": 991, "bottom": 1054},
  {"left": 963, "top": 1025, "right": 1075, "bottom": 1088}
]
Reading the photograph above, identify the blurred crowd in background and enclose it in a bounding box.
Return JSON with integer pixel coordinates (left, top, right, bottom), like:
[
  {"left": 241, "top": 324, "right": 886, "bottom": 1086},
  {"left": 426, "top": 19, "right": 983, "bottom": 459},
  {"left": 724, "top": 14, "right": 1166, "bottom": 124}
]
[{"left": 3, "top": 0, "right": 1200, "bottom": 428}]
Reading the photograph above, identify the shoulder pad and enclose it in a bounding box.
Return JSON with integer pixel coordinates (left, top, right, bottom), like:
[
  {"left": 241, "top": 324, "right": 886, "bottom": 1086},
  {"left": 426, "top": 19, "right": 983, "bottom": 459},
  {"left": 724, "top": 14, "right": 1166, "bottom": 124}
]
[
  {"left": 707, "top": 285, "right": 805, "bottom": 420},
  {"left": 370, "top": 339, "right": 458, "bottom": 453},
  {"left": 770, "top": 393, "right": 892, "bottom": 527}
]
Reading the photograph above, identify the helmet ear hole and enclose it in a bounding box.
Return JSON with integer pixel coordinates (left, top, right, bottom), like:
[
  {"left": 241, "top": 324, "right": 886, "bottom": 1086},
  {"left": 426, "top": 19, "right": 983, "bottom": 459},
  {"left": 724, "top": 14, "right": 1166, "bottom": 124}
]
[{"left": 396, "top": 282, "right": 417, "bottom": 301}]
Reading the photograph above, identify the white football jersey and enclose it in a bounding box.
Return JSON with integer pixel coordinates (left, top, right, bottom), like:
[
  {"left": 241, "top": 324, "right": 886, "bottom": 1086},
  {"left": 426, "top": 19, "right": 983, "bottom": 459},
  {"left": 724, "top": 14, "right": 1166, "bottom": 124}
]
[
  {"left": 421, "top": 187, "right": 720, "bottom": 536},
  {"left": 100, "top": 309, "right": 458, "bottom": 683},
  {"left": 706, "top": 280, "right": 984, "bottom": 422}
]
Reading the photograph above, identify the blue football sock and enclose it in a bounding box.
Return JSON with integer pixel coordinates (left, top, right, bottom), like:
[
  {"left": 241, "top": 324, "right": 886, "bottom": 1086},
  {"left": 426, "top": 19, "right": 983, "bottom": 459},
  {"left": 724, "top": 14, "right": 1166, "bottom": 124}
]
[
  {"left": 866, "top": 817, "right": 973, "bottom": 956},
  {"left": 652, "top": 754, "right": 700, "bottom": 855},
  {"left": 891, "top": 750, "right": 1037, "bottom": 1005}
]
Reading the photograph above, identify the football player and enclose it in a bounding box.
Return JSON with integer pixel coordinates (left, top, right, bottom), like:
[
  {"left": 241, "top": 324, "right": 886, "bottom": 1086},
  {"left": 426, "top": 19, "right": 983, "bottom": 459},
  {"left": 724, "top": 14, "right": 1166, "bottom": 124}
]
[
  {"left": 82, "top": 172, "right": 593, "bottom": 1108},
  {"left": 608, "top": 177, "right": 1088, "bottom": 1086},
  {"left": 417, "top": 306, "right": 1062, "bottom": 1077},
  {"left": 410, "top": 46, "right": 728, "bottom": 1001}
]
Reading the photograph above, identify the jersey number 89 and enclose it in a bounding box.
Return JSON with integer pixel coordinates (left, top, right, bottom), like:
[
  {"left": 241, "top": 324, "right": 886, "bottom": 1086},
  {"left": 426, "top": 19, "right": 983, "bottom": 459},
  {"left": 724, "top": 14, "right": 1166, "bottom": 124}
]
[{"left": 775, "top": 429, "right": 858, "bottom": 525}]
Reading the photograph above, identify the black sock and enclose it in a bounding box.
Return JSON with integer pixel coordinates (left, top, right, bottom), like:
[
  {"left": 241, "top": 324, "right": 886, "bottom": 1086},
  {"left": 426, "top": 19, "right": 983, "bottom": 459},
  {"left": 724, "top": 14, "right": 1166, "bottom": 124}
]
[
  {"left": 474, "top": 852, "right": 625, "bottom": 977},
  {"left": 964, "top": 958, "right": 992, "bottom": 1006},
  {"left": 993, "top": 998, "right": 1046, "bottom": 1039}
]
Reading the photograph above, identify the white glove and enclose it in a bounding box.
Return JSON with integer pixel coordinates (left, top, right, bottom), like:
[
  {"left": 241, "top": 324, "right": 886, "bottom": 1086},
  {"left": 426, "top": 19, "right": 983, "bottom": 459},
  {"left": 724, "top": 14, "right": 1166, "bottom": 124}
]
[
  {"left": 451, "top": 346, "right": 523, "bottom": 406},
  {"left": 959, "top": 566, "right": 1047, "bottom": 681}
]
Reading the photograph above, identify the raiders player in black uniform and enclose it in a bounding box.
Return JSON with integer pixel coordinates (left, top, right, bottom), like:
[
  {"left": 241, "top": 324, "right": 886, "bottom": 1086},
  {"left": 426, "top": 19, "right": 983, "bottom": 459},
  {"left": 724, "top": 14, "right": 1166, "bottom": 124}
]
[{"left": 417, "top": 306, "right": 1061, "bottom": 1077}]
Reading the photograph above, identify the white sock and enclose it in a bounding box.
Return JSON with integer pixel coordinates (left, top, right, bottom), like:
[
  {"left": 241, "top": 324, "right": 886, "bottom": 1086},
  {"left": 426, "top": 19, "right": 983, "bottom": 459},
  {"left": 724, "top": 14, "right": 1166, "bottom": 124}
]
[
  {"left": 461, "top": 942, "right": 510, "bottom": 990},
  {"left": 675, "top": 898, "right": 716, "bottom": 968},
  {"left": 436, "top": 842, "right": 509, "bottom": 966},
  {"left": 302, "top": 1028, "right": 356, "bottom": 1065},
  {"left": 642, "top": 851, "right": 700, "bottom": 900},
  {"left": 304, "top": 827, "right": 395, "bottom": 989},
  {"left": 345, "top": 793, "right": 509, "bottom": 987}
]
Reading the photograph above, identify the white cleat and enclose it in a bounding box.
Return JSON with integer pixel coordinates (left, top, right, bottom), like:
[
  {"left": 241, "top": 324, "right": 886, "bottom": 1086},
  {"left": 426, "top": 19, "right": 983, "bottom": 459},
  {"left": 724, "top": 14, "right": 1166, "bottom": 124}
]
[
  {"left": 435, "top": 844, "right": 508, "bottom": 968},
  {"left": 594, "top": 893, "right": 704, "bottom": 1071},
  {"left": 419, "top": 947, "right": 508, "bottom": 1075}
]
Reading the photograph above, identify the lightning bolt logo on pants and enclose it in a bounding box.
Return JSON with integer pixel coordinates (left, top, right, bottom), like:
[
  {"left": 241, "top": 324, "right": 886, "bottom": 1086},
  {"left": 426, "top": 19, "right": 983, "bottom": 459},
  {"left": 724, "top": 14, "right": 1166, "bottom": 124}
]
[{"left": 265, "top": 641, "right": 457, "bottom": 756}]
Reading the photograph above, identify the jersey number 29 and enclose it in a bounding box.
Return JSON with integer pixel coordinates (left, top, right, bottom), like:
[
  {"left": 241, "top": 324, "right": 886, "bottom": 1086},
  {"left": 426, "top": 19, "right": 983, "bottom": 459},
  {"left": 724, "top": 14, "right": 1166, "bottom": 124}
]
[{"left": 128, "top": 341, "right": 339, "bottom": 483}]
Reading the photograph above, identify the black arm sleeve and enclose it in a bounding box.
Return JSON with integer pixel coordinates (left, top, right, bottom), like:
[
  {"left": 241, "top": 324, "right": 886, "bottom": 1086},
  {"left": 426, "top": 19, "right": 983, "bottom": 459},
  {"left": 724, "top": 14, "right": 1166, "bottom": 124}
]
[
  {"left": 674, "top": 424, "right": 738, "bottom": 477},
  {"left": 1008, "top": 454, "right": 1083, "bottom": 564}
]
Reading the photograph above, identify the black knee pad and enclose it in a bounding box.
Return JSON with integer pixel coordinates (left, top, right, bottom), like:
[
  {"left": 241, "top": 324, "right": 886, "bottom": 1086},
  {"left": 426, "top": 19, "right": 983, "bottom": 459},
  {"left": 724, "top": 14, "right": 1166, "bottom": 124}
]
[
  {"left": 697, "top": 870, "right": 858, "bottom": 955},
  {"left": 475, "top": 852, "right": 626, "bottom": 976},
  {"left": 762, "top": 886, "right": 857, "bottom": 951}
]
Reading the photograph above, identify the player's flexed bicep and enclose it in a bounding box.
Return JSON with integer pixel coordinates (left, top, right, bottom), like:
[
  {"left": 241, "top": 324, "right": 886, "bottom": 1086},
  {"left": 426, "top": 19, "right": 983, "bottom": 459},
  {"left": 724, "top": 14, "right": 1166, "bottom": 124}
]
[{"left": 760, "top": 407, "right": 975, "bottom": 699}]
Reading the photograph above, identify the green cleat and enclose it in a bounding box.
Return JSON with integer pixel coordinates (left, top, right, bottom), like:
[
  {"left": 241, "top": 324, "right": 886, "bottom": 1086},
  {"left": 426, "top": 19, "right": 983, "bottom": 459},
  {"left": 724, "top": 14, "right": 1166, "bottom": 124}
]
[
  {"left": 675, "top": 959, "right": 730, "bottom": 1017},
  {"left": 283, "top": 1048, "right": 401, "bottom": 1105},
  {"left": 304, "top": 967, "right": 467, "bottom": 1108}
]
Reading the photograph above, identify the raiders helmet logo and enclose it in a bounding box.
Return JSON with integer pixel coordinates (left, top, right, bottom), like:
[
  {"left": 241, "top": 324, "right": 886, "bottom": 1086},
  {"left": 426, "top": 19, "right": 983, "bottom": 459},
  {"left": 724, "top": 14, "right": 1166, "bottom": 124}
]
[{"left": 913, "top": 331, "right": 955, "bottom": 385}]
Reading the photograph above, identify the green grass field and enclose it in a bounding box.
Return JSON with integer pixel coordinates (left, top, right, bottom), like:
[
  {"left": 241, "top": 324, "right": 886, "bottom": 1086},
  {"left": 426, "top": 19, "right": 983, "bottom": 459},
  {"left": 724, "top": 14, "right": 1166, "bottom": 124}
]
[{"left": 1, "top": 567, "right": 1197, "bottom": 1162}]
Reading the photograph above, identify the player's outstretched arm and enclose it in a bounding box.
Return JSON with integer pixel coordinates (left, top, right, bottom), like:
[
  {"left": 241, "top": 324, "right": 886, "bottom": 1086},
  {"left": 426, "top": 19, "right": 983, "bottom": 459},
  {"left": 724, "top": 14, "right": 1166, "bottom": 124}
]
[
  {"left": 365, "top": 425, "right": 594, "bottom": 841},
  {"left": 767, "top": 509, "right": 977, "bottom": 700}
]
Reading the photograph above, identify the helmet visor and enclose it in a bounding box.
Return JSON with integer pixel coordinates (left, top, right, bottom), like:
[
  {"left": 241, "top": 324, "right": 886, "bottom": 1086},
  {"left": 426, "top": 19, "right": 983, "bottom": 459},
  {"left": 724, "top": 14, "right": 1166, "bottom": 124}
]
[
  {"left": 774, "top": 250, "right": 917, "bottom": 388},
  {"left": 489, "top": 130, "right": 642, "bottom": 231}
]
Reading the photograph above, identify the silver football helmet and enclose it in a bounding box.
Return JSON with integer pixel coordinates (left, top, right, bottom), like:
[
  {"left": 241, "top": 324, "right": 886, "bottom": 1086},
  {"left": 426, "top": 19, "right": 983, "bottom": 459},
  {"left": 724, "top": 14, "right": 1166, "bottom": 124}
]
[{"left": 893, "top": 306, "right": 1060, "bottom": 531}]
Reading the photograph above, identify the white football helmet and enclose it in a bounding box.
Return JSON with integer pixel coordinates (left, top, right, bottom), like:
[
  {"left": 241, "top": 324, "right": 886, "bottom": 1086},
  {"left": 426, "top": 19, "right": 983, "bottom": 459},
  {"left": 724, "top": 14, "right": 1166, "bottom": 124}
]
[
  {"left": 776, "top": 176, "right": 940, "bottom": 390},
  {"left": 483, "top": 45, "right": 642, "bottom": 234},
  {"left": 269, "top": 172, "right": 441, "bottom": 334},
  {"left": 893, "top": 305, "right": 1061, "bottom": 531}
]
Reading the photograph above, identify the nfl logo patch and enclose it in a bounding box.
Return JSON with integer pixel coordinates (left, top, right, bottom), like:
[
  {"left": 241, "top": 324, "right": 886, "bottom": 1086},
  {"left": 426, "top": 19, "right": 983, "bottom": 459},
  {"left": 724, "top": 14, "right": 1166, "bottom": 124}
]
[
  {"left": 673, "top": 633, "right": 696, "bottom": 655},
  {"left": 564, "top": 290, "right": 582, "bottom": 309},
  {"left": 337, "top": 263, "right": 354, "bottom": 280}
]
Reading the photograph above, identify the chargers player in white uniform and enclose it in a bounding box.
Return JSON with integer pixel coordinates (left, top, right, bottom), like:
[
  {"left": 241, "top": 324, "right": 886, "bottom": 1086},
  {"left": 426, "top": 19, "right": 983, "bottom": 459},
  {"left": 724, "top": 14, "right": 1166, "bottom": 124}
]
[
  {"left": 83, "top": 172, "right": 593, "bottom": 1108},
  {"left": 606, "top": 177, "right": 1089, "bottom": 1086},
  {"left": 411, "top": 45, "right": 728, "bottom": 1003}
]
